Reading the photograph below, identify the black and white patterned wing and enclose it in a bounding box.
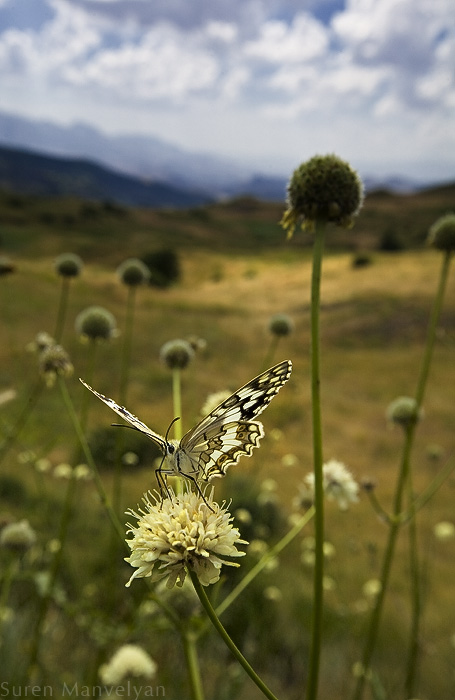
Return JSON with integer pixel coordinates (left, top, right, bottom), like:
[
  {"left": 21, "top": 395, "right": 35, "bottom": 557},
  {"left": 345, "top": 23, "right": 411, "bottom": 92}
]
[
  {"left": 79, "top": 379, "right": 167, "bottom": 452},
  {"left": 181, "top": 360, "right": 292, "bottom": 480}
]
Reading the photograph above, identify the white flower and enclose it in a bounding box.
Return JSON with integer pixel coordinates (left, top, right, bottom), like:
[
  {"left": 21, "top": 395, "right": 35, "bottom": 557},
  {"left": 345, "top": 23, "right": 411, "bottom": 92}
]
[
  {"left": 303, "top": 460, "right": 359, "bottom": 510},
  {"left": 433, "top": 521, "right": 455, "bottom": 541},
  {"left": 0, "top": 519, "right": 37, "bottom": 552},
  {"left": 125, "top": 489, "right": 247, "bottom": 588},
  {"left": 99, "top": 644, "right": 157, "bottom": 685},
  {"left": 200, "top": 390, "right": 232, "bottom": 417}
]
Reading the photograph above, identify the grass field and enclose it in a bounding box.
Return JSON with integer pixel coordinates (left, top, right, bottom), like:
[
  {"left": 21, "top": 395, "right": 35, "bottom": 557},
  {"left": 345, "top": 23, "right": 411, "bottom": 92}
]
[{"left": 0, "top": 187, "right": 454, "bottom": 699}]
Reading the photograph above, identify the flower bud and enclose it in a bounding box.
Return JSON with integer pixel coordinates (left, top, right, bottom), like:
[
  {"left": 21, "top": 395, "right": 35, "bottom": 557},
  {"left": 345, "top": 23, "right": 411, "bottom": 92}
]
[
  {"left": 39, "top": 344, "right": 74, "bottom": 387},
  {"left": 386, "top": 396, "right": 422, "bottom": 428},
  {"left": 75, "top": 306, "right": 117, "bottom": 342},
  {"left": 281, "top": 154, "right": 364, "bottom": 237},
  {"left": 268, "top": 313, "right": 294, "bottom": 337},
  {"left": 117, "top": 258, "right": 151, "bottom": 287},
  {"left": 160, "top": 339, "right": 194, "bottom": 370},
  {"left": 0, "top": 519, "right": 37, "bottom": 553},
  {"left": 0, "top": 256, "right": 15, "bottom": 276},
  {"left": 427, "top": 213, "right": 455, "bottom": 252},
  {"left": 55, "top": 253, "right": 83, "bottom": 278}
]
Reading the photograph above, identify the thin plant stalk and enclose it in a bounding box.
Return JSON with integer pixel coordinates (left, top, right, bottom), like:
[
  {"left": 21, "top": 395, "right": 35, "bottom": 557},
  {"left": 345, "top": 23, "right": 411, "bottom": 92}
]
[
  {"left": 189, "top": 569, "right": 280, "bottom": 700},
  {"left": 306, "top": 219, "right": 326, "bottom": 700},
  {"left": 172, "top": 368, "right": 183, "bottom": 495},
  {"left": 262, "top": 335, "right": 281, "bottom": 371},
  {"left": 54, "top": 277, "right": 71, "bottom": 343},
  {"left": 0, "top": 559, "right": 19, "bottom": 637},
  {"left": 113, "top": 285, "right": 137, "bottom": 514},
  {"left": 216, "top": 506, "right": 315, "bottom": 618},
  {"left": 352, "top": 249, "right": 453, "bottom": 700},
  {"left": 27, "top": 468, "right": 78, "bottom": 674},
  {"left": 0, "top": 379, "right": 43, "bottom": 468},
  {"left": 181, "top": 626, "right": 205, "bottom": 700},
  {"left": 58, "top": 376, "right": 125, "bottom": 543},
  {"left": 404, "top": 249, "right": 452, "bottom": 697}
]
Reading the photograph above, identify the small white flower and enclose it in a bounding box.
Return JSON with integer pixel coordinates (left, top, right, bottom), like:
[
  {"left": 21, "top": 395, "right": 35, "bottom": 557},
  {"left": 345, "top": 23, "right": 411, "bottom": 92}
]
[
  {"left": 73, "top": 464, "right": 91, "bottom": 480},
  {"left": 99, "top": 644, "right": 157, "bottom": 685},
  {"left": 200, "top": 390, "right": 232, "bottom": 417},
  {"left": 303, "top": 460, "right": 359, "bottom": 510},
  {"left": 433, "top": 521, "right": 455, "bottom": 541},
  {"left": 0, "top": 519, "right": 37, "bottom": 552},
  {"left": 53, "top": 463, "right": 73, "bottom": 479},
  {"left": 125, "top": 489, "right": 247, "bottom": 588}
]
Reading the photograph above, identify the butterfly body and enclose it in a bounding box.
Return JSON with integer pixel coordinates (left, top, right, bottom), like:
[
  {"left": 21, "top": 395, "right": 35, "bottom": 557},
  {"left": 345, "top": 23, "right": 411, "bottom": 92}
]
[{"left": 80, "top": 359, "right": 292, "bottom": 487}]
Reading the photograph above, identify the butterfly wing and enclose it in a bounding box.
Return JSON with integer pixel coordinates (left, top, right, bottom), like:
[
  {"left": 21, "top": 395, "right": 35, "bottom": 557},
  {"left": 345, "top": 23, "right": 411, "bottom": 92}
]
[
  {"left": 181, "top": 359, "right": 292, "bottom": 480},
  {"left": 79, "top": 379, "right": 167, "bottom": 452}
]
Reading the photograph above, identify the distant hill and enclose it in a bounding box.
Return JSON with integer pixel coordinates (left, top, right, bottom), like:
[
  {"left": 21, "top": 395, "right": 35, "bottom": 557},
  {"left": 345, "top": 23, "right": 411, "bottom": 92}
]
[{"left": 0, "top": 144, "right": 212, "bottom": 209}]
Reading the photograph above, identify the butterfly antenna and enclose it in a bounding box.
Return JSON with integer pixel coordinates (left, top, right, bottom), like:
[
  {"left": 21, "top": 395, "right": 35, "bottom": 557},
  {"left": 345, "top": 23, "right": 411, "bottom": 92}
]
[
  {"left": 165, "top": 416, "right": 180, "bottom": 442},
  {"left": 111, "top": 423, "right": 140, "bottom": 431}
]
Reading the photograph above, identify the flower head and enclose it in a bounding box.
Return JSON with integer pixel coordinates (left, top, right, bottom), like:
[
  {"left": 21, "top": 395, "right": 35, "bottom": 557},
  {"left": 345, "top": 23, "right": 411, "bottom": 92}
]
[
  {"left": 55, "top": 253, "right": 83, "bottom": 278},
  {"left": 0, "top": 519, "right": 37, "bottom": 553},
  {"left": 201, "top": 390, "right": 232, "bottom": 416},
  {"left": 281, "top": 154, "right": 364, "bottom": 238},
  {"left": 160, "top": 339, "right": 194, "bottom": 370},
  {"left": 125, "top": 489, "right": 247, "bottom": 588},
  {"left": 27, "top": 331, "right": 56, "bottom": 354},
  {"left": 386, "top": 396, "right": 422, "bottom": 428},
  {"left": 75, "top": 306, "right": 117, "bottom": 342},
  {"left": 117, "top": 258, "right": 151, "bottom": 287},
  {"left": 427, "top": 213, "right": 455, "bottom": 252},
  {"left": 302, "top": 459, "right": 359, "bottom": 510},
  {"left": 99, "top": 644, "right": 157, "bottom": 685},
  {"left": 39, "top": 344, "right": 74, "bottom": 387},
  {"left": 0, "top": 256, "right": 15, "bottom": 277},
  {"left": 268, "top": 313, "right": 294, "bottom": 337}
]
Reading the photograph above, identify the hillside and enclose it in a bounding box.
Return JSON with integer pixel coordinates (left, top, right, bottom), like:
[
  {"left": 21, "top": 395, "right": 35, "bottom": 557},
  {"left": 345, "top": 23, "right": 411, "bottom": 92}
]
[
  {"left": 0, "top": 144, "right": 212, "bottom": 209},
  {"left": 0, "top": 179, "right": 454, "bottom": 262}
]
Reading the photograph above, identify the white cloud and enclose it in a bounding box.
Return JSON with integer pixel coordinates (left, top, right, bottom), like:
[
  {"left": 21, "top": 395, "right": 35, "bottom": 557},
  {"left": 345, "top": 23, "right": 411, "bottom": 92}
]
[
  {"left": 244, "top": 14, "right": 328, "bottom": 63},
  {"left": 63, "top": 24, "right": 219, "bottom": 99},
  {"left": 0, "top": 0, "right": 453, "bottom": 180}
]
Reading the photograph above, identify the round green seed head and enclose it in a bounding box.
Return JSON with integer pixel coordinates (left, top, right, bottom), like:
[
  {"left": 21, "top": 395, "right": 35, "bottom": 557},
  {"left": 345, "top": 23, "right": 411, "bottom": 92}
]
[
  {"left": 0, "top": 256, "right": 15, "bottom": 276},
  {"left": 268, "top": 313, "right": 294, "bottom": 337},
  {"left": 427, "top": 213, "right": 455, "bottom": 252},
  {"left": 117, "top": 258, "right": 151, "bottom": 287},
  {"left": 55, "top": 253, "right": 83, "bottom": 278},
  {"left": 39, "top": 344, "right": 74, "bottom": 386},
  {"left": 75, "top": 306, "right": 117, "bottom": 341},
  {"left": 160, "top": 339, "right": 194, "bottom": 370},
  {"left": 282, "top": 154, "right": 364, "bottom": 237},
  {"left": 386, "top": 396, "right": 422, "bottom": 428}
]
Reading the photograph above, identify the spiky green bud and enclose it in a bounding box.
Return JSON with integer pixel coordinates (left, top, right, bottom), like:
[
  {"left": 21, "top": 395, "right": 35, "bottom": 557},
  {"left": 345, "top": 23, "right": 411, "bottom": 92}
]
[
  {"left": 427, "top": 213, "right": 455, "bottom": 252},
  {"left": 281, "top": 154, "right": 364, "bottom": 238},
  {"left": 117, "top": 258, "right": 151, "bottom": 287}
]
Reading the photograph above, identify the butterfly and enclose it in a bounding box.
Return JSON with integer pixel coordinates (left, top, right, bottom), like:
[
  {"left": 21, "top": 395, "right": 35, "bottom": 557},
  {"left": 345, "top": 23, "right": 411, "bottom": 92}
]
[{"left": 80, "top": 359, "right": 292, "bottom": 497}]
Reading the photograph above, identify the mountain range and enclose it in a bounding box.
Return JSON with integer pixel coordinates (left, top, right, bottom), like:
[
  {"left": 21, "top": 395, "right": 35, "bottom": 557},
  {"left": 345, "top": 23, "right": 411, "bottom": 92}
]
[{"left": 0, "top": 110, "right": 447, "bottom": 208}]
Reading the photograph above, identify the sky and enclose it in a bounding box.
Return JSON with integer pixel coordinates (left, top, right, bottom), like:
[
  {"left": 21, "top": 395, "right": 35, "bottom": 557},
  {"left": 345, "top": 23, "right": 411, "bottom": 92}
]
[{"left": 0, "top": 0, "right": 454, "bottom": 181}]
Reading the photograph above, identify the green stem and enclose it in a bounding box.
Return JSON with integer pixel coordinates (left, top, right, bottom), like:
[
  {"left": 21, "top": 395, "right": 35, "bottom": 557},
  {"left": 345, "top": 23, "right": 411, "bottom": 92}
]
[
  {"left": 262, "top": 336, "right": 280, "bottom": 372},
  {"left": 113, "top": 285, "right": 137, "bottom": 514},
  {"left": 58, "top": 377, "right": 125, "bottom": 543},
  {"left": 0, "top": 380, "right": 43, "bottom": 467},
  {"left": 28, "top": 470, "right": 78, "bottom": 673},
  {"left": 405, "top": 471, "right": 420, "bottom": 698},
  {"left": 189, "top": 569, "right": 280, "bottom": 700},
  {"left": 306, "top": 219, "right": 326, "bottom": 700},
  {"left": 181, "top": 626, "right": 205, "bottom": 700},
  {"left": 172, "top": 368, "right": 183, "bottom": 495},
  {"left": 172, "top": 368, "right": 183, "bottom": 439},
  {"left": 407, "top": 455, "right": 455, "bottom": 517},
  {"left": 352, "top": 426, "right": 414, "bottom": 700},
  {"left": 353, "top": 250, "right": 452, "bottom": 700},
  {"left": 0, "top": 558, "right": 18, "bottom": 636},
  {"left": 54, "top": 277, "right": 70, "bottom": 343},
  {"left": 216, "top": 507, "right": 315, "bottom": 618}
]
